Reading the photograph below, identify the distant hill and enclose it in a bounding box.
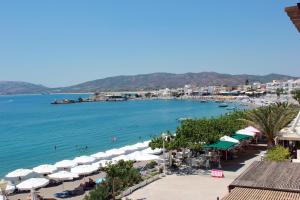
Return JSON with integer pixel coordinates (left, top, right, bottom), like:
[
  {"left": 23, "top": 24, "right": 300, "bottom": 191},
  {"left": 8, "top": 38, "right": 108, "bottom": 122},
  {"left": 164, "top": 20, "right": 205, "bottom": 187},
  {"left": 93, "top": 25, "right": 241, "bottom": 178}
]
[
  {"left": 54, "top": 72, "right": 297, "bottom": 93},
  {"left": 0, "top": 72, "right": 298, "bottom": 95},
  {"left": 0, "top": 81, "right": 49, "bottom": 95}
]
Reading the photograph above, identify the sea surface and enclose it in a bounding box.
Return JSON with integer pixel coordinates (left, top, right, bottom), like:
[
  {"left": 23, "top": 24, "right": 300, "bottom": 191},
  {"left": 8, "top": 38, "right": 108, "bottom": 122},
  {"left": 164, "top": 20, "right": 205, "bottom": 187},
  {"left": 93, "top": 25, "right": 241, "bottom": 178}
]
[{"left": 0, "top": 94, "right": 243, "bottom": 177}]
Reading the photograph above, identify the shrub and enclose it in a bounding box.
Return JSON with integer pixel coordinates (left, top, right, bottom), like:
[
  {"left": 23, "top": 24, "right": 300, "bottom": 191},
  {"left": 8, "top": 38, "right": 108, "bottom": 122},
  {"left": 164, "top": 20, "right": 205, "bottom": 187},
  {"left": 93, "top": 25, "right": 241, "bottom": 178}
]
[
  {"left": 84, "top": 160, "right": 142, "bottom": 200},
  {"left": 265, "top": 145, "right": 290, "bottom": 162}
]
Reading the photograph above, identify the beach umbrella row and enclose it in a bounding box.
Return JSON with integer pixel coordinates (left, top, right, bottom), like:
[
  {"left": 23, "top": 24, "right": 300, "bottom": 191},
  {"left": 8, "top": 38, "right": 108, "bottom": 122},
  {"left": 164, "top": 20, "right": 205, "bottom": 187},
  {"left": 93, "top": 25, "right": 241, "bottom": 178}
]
[
  {"left": 16, "top": 178, "right": 49, "bottom": 190},
  {"left": 142, "top": 148, "right": 163, "bottom": 155},
  {"left": 4, "top": 140, "right": 151, "bottom": 184},
  {"left": 33, "top": 164, "right": 57, "bottom": 175}
]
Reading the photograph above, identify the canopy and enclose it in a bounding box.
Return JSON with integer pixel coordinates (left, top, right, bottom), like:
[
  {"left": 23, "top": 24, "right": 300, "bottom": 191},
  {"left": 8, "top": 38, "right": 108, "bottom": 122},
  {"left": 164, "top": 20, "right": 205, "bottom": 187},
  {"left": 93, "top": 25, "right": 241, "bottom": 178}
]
[
  {"left": 70, "top": 165, "right": 98, "bottom": 175},
  {"left": 119, "top": 145, "right": 139, "bottom": 154},
  {"left": 244, "top": 126, "right": 260, "bottom": 133},
  {"left": 236, "top": 129, "right": 256, "bottom": 137},
  {"left": 17, "top": 178, "right": 49, "bottom": 190},
  {"left": 112, "top": 155, "right": 130, "bottom": 162},
  {"left": 5, "top": 184, "right": 16, "bottom": 194},
  {"left": 48, "top": 171, "right": 79, "bottom": 181},
  {"left": 91, "top": 152, "right": 107, "bottom": 159},
  {"left": 5, "top": 169, "right": 33, "bottom": 179},
  {"left": 131, "top": 142, "right": 148, "bottom": 150},
  {"left": 97, "top": 160, "right": 111, "bottom": 168},
  {"left": 231, "top": 134, "right": 252, "bottom": 141},
  {"left": 127, "top": 151, "right": 161, "bottom": 161},
  {"left": 33, "top": 164, "right": 57, "bottom": 174},
  {"left": 220, "top": 136, "right": 239, "bottom": 144},
  {"left": 205, "top": 141, "right": 236, "bottom": 150},
  {"left": 73, "top": 156, "right": 96, "bottom": 165},
  {"left": 54, "top": 160, "right": 77, "bottom": 169},
  {"left": 105, "top": 148, "right": 125, "bottom": 157},
  {"left": 142, "top": 148, "right": 162, "bottom": 155}
]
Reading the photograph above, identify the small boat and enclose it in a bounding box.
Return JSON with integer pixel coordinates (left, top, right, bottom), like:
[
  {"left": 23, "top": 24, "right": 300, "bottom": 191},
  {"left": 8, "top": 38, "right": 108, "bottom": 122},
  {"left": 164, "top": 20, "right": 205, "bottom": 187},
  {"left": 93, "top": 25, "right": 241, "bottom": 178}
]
[
  {"left": 200, "top": 100, "right": 207, "bottom": 103},
  {"left": 219, "top": 103, "right": 228, "bottom": 107}
]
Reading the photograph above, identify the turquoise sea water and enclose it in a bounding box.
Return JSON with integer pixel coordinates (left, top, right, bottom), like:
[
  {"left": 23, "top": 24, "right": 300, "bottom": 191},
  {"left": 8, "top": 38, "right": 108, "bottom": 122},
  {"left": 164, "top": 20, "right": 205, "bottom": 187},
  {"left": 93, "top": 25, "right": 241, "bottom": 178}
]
[{"left": 0, "top": 94, "right": 242, "bottom": 177}]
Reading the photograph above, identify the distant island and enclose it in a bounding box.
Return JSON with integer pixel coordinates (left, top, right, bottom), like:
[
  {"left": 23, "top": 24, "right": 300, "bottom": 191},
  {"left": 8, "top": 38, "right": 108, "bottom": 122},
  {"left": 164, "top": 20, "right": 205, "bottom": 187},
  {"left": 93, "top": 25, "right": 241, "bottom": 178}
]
[{"left": 0, "top": 72, "right": 298, "bottom": 95}]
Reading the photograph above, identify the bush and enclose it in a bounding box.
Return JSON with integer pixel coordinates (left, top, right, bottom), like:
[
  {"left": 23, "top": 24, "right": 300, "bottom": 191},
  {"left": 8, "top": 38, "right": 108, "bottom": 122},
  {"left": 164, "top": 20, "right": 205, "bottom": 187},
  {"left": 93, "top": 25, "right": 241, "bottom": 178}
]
[
  {"left": 144, "top": 161, "right": 157, "bottom": 170},
  {"left": 149, "top": 110, "right": 246, "bottom": 151},
  {"left": 84, "top": 160, "right": 142, "bottom": 200},
  {"left": 265, "top": 145, "right": 290, "bottom": 162}
]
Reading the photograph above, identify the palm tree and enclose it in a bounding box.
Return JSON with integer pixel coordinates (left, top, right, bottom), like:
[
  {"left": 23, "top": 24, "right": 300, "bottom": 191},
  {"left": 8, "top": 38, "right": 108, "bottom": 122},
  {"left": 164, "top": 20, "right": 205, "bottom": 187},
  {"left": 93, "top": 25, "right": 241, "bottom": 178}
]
[{"left": 241, "top": 103, "right": 298, "bottom": 147}]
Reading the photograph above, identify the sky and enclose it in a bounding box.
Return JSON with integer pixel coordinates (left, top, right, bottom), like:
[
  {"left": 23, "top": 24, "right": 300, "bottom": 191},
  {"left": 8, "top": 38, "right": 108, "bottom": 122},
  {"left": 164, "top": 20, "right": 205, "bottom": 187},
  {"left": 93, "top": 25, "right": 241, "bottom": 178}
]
[{"left": 0, "top": 1, "right": 299, "bottom": 87}]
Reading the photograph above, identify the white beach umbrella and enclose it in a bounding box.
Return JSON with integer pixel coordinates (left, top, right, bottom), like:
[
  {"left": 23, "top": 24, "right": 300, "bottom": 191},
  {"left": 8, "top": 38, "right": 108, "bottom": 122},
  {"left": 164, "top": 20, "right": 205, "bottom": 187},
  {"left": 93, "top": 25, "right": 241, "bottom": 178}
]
[
  {"left": 142, "top": 148, "right": 163, "bottom": 155},
  {"left": 119, "top": 145, "right": 139, "bottom": 154},
  {"left": 220, "top": 136, "right": 240, "bottom": 144},
  {"left": 96, "top": 160, "right": 111, "bottom": 168},
  {"left": 70, "top": 165, "right": 98, "bottom": 176},
  {"left": 48, "top": 171, "right": 79, "bottom": 181},
  {"left": 54, "top": 160, "right": 77, "bottom": 169},
  {"left": 105, "top": 148, "right": 125, "bottom": 157},
  {"left": 33, "top": 164, "right": 57, "bottom": 175},
  {"left": 236, "top": 129, "right": 256, "bottom": 137},
  {"left": 131, "top": 142, "right": 148, "bottom": 150},
  {"left": 91, "top": 152, "right": 108, "bottom": 160},
  {"left": 111, "top": 155, "right": 130, "bottom": 162},
  {"left": 73, "top": 156, "right": 96, "bottom": 165},
  {"left": 244, "top": 126, "right": 260, "bottom": 133},
  {"left": 142, "top": 140, "right": 150, "bottom": 147},
  {"left": 127, "top": 151, "right": 160, "bottom": 161},
  {"left": 5, "top": 184, "right": 16, "bottom": 194},
  {"left": 5, "top": 169, "right": 33, "bottom": 179},
  {"left": 16, "top": 178, "right": 49, "bottom": 191}
]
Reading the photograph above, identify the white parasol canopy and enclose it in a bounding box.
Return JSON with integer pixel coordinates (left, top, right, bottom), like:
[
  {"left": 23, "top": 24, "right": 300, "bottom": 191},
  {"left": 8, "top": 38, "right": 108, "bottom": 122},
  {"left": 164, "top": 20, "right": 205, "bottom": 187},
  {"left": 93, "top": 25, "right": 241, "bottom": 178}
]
[
  {"left": 48, "top": 171, "right": 79, "bottom": 181},
  {"left": 236, "top": 129, "right": 256, "bottom": 136},
  {"left": 73, "top": 156, "right": 96, "bottom": 165},
  {"left": 70, "top": 165, "right": 98, "bottom": 175},
  {"left": 91, "top": 152, "right": 108, "bottom": 160},
  {"left": 16, "top": 178, "right": 49, "bottom": 190},
  {"left": 5, "top": 169, "right": 33, "bottom": 179},
  {"left": 127, "top": 151, "right": 161, "bottom": 161},
  {"left": 33, "top": 164, "right": 57, "bottom": 175},
  {"left": 142, "top": 148, "right": 162, "bottom": 155},
  {"left": 96, "top": 160, "right": 111, "bottom": 168},
  {"left": 119, "top": 145, "right": 139, "bottom": 153},
  {"left": 5, "top": 184, "right": 16, "bottom": 194},
  {"left": 105, "top": 148, "right": 125, "bottom": 158},
  {"left": 112, "top": 155, "right": 130, "bottom": 162},
  {"left": 220, "top": 135, "right": 240, "bottom": 144},
  {"left": 244, "top": 126, "right": 260, "bottom": 133},
  {"left": 54, "top": 160, "right": 77, "bottom": 169},
  {"left": 131, "top": 142, "right": 148, "bottom": 150}
]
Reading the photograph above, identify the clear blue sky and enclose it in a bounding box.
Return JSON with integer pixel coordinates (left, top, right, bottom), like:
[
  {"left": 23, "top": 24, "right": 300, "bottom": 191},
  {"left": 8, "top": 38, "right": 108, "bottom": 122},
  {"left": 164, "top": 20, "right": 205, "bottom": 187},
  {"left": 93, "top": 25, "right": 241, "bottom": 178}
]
[{"left": 0, "top": 0, "right": 299, "bottom": 87}]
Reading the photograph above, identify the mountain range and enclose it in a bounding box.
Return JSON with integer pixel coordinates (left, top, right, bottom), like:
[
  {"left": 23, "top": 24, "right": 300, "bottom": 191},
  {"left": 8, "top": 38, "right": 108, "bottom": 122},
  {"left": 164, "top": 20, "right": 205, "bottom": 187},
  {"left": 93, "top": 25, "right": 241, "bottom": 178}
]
[{"left": 0, "top": 72, "right": 298, "bottom": 95}]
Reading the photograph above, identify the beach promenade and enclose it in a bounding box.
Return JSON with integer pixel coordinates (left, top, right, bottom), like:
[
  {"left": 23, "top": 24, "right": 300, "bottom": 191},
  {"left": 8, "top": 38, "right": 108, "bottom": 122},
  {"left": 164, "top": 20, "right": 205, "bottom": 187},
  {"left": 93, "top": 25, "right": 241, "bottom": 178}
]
[
  {"left": 6, "top": 147, "right": 263, "bottom": 200},
  {"left": 125, "top": 147, "right": 263, "bottom": 200}
]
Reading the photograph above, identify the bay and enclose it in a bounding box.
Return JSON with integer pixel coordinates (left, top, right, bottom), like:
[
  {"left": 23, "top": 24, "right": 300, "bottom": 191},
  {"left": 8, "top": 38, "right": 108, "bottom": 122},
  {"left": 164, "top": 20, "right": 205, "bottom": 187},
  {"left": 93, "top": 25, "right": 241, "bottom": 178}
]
[{"left": 0, "top": 94, "right": 241, "bottom": 177}]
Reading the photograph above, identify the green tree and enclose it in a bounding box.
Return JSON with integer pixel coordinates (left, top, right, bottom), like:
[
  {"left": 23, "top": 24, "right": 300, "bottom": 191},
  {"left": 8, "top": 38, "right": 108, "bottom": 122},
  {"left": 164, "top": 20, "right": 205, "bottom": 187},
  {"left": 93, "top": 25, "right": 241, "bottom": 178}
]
[
  {"left": 241, "top": 103, "right": 298, "bottom": 147},
  {"left": 84, "top": 160, "right": 142, "bottom": 200},
  {"left": 265, "top": 145, "right": 290, "bottom": 161},
  {"left": 276, "top": 88, "right": 284, "bottom": 98},
  {"left": 292, "top": 90, "right": 300, "bottom": 104},
  {"left": 149, "top": 111, "right": 246, "bottom": 151}
]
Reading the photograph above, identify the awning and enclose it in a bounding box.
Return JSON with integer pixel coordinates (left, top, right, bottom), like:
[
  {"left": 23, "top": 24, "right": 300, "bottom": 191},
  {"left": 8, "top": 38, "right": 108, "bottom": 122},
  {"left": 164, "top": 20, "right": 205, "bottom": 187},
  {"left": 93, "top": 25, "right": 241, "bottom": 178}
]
[
  {"left": 222, "top": 187, "right": 300, "bottom": 200},
  {"left": 231, "top": 134, "right": 252, "bottom": 141},
  {"left": 204, "top": 141, "right": 236, "bottom": 150}
]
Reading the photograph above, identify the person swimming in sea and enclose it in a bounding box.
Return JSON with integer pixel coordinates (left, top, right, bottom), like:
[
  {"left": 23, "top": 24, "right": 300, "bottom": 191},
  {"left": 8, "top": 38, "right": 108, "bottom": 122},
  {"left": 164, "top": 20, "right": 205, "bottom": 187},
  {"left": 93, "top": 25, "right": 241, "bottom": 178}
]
[{"left": 112, "top": 136, "right": 117, "bottom": 142}]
